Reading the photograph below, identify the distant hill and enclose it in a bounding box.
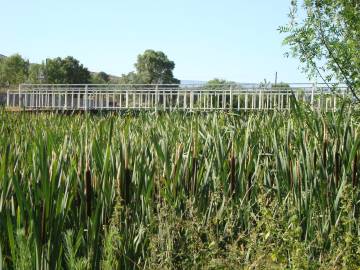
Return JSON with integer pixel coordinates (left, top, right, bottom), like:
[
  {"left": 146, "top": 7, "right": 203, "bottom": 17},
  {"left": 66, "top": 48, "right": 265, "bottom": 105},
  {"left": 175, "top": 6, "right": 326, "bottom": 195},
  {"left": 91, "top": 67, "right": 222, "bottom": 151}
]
[{"left": 0, "top": 54, "right": 6, "bottom": 59}]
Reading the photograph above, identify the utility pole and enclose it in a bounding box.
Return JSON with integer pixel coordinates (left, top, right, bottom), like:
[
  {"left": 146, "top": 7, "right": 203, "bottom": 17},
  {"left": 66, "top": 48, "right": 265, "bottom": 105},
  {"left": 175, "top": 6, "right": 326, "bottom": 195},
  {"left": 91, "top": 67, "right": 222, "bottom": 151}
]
[{"left": 274, "top": 72, "right": 278, "bottom": 87}]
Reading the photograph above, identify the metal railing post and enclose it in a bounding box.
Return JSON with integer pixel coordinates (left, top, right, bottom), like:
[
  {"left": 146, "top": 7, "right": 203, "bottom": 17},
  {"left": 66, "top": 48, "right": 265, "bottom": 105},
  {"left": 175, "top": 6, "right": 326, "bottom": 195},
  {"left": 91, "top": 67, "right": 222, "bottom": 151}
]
[
  {"left": 155, "top": 85, "right": 159, "bottom": 112},
  {"left": 84, "top": 84, "right": 88, "bottom": 111},
  {"left": 163, "top": 89, "right": 166, "bottom": 110},
  {"left": 245, "top": 92, "right": 248, "bottom": 111},
  {"left": 18, "top": 84, "right": 22, "bottom": 108},
  {"left": 311, "top": 83, "right": 315, "bottom": 108},
  {"left": 190, "top": 90, "right": 194, "bottom": 111},
  {"left": 259, "top": 89, "right": 262, "bottom": 110},
  {"left": 126, "top": 90, "right": 129, "bottom": 109},
  {"left": 6, "top": 90, "right": 10, "bottom": 107},
  {"left": 64, "top": 88, "right": 68, "bottom": 110}
]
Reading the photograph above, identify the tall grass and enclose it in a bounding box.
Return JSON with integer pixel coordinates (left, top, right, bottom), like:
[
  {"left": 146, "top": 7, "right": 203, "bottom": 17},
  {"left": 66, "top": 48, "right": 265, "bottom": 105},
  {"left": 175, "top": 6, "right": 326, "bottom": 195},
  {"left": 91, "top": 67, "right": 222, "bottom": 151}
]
[{"left": 0, "top": 105, "right": 360, "bottom": 269}]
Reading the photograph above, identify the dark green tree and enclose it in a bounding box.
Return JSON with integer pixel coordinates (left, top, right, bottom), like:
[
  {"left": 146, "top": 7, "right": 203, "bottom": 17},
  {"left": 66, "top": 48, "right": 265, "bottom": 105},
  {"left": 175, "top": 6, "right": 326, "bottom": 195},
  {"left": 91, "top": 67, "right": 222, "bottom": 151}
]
[
  {"left": 0, "top": 54, "right": 29, "bottom": 86},
  {"left": 134, "top": 50, "right": 180, "bottom": 84},
  {"left": 280, "top": 0, "right": 360, "bottom": 100},
  {"left": 45, "top": 56, "right": 91, "bottom": 84}
]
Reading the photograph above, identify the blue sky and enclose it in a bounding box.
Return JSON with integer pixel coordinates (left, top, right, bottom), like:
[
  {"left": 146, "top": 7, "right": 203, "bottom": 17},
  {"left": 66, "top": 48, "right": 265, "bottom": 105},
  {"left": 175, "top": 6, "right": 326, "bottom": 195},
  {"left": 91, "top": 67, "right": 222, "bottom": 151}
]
[{"left": 1, "top": 0, "right": 310, "bottom": 83}]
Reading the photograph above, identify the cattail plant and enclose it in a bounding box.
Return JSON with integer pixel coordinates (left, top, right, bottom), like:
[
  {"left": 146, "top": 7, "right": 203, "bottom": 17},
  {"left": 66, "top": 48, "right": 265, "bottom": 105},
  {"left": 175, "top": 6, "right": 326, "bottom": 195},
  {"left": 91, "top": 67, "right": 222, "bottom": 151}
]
[{"left": 0, "top": 107, "right": 359, "bottom": 269}]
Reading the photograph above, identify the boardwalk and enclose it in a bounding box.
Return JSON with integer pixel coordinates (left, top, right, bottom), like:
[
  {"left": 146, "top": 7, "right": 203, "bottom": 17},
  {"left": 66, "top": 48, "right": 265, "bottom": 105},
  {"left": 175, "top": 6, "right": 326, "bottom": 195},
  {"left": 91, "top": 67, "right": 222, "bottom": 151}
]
[{"left": 5, "top": 83, "right": 349, "bottom": 112}]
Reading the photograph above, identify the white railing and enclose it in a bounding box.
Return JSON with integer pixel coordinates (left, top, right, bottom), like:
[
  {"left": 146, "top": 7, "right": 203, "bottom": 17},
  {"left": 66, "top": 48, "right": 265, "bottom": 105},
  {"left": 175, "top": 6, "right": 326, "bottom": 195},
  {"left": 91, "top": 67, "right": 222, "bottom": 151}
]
[{"left": 5, "top": 83, "right": 349, "bottom": 112}]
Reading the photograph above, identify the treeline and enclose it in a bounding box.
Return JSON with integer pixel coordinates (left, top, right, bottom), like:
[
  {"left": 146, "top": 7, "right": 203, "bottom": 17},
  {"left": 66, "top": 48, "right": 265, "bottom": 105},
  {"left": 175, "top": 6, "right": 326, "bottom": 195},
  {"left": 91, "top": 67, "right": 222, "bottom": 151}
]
[
  {"left": 0, "top": 50, "right": 289, "bottom": 88},
  {"left": 0, "top": 49, "right": 179, "bottom": 87},
  {"left": 0, "top": 55, "right": 101, "bottom": 86}
]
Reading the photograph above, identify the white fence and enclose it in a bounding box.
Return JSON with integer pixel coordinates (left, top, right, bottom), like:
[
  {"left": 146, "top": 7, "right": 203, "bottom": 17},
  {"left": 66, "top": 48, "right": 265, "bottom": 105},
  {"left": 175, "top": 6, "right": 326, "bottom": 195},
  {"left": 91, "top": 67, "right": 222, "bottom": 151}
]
[{"left": 6, "top": 83, "right": 349, "bottom": 112}]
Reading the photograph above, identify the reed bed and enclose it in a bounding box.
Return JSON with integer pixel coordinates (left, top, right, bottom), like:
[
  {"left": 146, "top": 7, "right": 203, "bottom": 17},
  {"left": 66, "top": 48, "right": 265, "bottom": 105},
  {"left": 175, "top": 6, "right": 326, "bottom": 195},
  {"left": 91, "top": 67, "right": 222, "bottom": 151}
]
[{"left": 0, "top": 104, "right": 360, "bottom": 269}]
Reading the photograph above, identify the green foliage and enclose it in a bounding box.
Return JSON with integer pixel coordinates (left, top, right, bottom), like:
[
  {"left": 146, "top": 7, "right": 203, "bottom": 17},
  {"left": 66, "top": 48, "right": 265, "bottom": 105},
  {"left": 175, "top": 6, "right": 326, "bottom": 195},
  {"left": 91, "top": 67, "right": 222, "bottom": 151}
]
[
  {"left": 118, "top": 71, "right": 143, "bottom": 84},
  {"left": 45, "top": 56, "right": 91, "bottom": 84},
  {"left": 0, "top": 54, "right": 29, "bottom": 87},
  {"left": 135, "top": 50, "right": 180, "bottom": 84},
  {"left": 120, "top": 50, "right": 180, "bottom": 84},
  {"left": 280, "top": 0, "right": 360, "bottom": 100},
  {"left": 0, "top": 107, "right": 360, "bottom": 268},
  {"left": 0, "top": 54, "right": 91, "bottom": 86},
  {"left": 91, "top": 71, "right": 110, "bottom": 84},
  {"left": 0, "top": 50, "right": 180, "bottom": 86},
  {"left": 14, "top": 230, "right": 33, "bottom": 270},
  {"left": 64, "top": 231, "right": 89, "bottom": 270},
  {"left": 28, "top": 63, "right": 45, "bottom": 84},
  {"left": 205, "top": 78, "right": 235, "bottom": 90}
]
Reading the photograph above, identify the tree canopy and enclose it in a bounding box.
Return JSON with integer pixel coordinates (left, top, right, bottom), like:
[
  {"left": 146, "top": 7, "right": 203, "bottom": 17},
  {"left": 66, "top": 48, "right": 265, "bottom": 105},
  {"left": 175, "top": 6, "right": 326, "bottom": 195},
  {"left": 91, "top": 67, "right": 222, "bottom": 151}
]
[
  {"left": 45, "top": 56, "right": 91, "bottom": 84},
  {"left": 119, "top": 50, "right": 180, "bottom": 85},
  {"left": 0, "top": 54, "right": 92, "bottom": 86},
  {"left": 0, "top": 54, "right": 29, "bottom": 87},
  {"left": 280, "top": 0, "right": 360, "bottom": 100},
  {"left": 135, "top": 50, "right": 180, "bottom": 84}
]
